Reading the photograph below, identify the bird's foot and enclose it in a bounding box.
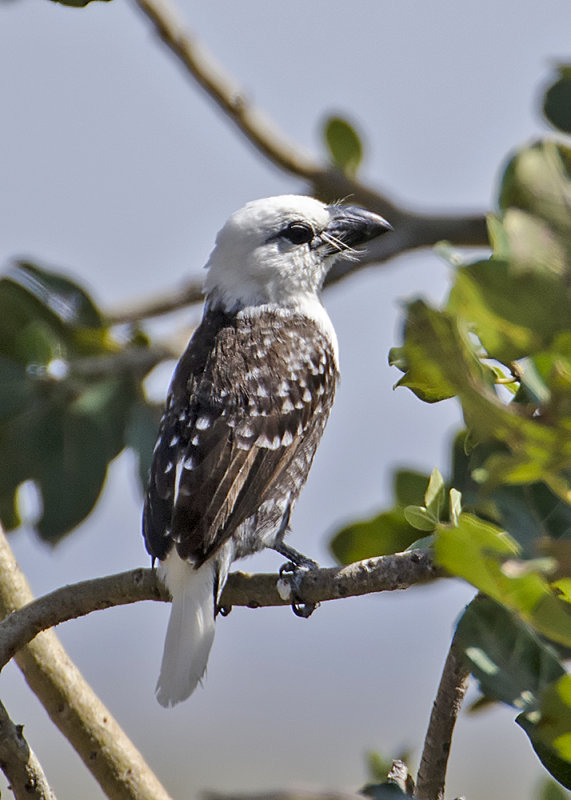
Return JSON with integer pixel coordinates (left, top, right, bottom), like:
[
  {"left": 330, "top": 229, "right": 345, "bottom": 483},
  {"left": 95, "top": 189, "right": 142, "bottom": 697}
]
[{"left": 278, "top": 558, "right": 319, "bottom": 619}]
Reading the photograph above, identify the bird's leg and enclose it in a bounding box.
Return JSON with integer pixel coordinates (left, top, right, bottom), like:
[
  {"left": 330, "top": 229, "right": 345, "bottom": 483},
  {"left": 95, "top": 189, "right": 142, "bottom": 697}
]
[
  {"left": 274, "top": 541, "right": 319, "bottom": 571},
  {"left": 273, "top": 540, "right": 319, "bottom": 618}
]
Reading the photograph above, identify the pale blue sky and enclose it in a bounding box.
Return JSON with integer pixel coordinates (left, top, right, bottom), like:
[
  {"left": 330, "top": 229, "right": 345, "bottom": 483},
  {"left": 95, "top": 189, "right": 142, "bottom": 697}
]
[{"left": 0, "top": 1, "right": 569, "bottom": 798}]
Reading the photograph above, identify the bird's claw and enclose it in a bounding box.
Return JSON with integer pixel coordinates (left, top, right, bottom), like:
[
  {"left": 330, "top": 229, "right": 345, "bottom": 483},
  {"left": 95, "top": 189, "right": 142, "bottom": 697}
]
[
  {"left": 292, "top": 599, "right": 317, "bottom": 618},
  {"left": 279, "top": 560, "right": 319, "bottom": 618}
]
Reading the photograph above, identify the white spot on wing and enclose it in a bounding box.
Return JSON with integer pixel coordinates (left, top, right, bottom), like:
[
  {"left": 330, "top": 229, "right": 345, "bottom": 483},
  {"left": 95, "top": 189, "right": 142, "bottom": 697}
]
[
  {"left": 256, "top": 434, "right": 281, "bottom": 450},
  {"left": 195, "top": 416, "right": 211, "bottom": 430},
  {"left": 183, "top": 456, "right": 195, "bottom": 470},
  {"left": 173, "top": 459, "right": 184, "bottom": 504},
  {"left": 238, "top": 424, "right": 255, "bottom": 438}
]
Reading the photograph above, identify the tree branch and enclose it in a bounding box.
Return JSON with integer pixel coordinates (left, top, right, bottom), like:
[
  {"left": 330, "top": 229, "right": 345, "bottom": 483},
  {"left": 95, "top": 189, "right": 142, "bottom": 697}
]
[
  {"left": 106, "top": 280, "right": 205, "bottom": 325},
  {"left": 0, "top": 698, "right": 56, "bottom": 800},
  {"left": 414, "top": 636, "right": 470, "bottom": 800},
  {"left": 117, "top": 0, "right": 488, "bottom": 326},
  {"left": 0, "top": 527, "right": 173, "bottom": 800},
  {"left": 0, "top": 551, "right": 439, "bottom": 672}
]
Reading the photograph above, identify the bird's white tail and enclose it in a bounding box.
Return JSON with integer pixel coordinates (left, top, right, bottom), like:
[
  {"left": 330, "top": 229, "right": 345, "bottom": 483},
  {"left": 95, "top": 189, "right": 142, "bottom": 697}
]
[{"left": 156, "top": 553, "right": 216, "bottom": 707}]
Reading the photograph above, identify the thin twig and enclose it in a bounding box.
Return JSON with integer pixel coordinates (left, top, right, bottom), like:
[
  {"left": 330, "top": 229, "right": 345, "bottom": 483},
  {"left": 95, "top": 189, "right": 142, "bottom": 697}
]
[
  {"left": 0, "top": 527, "right": 173, "bottom": 800},
  {"left": 0, "top": 551, "right": 440, "bottom": 671},
  {"left": 106, "top": 279, "right": 205, "bottom": 325},
  {"left": 414, "top": 637, "right": 470, "bottom": 800},
  {"left": 69, "top": 344, "right": 174, "bottom": 378},
  {"left": 0, "top": 699, "right": 56, "bottom": 800}
]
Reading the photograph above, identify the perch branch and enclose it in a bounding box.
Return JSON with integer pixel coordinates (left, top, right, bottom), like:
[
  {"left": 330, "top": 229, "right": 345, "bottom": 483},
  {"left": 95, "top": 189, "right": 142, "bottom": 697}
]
[
  {"left": 0, "top": 698, "right": 56, "bottom": 800},
  {"left": 0, "top": 527, "right": 173, "bottom": 800},
  {"left": 414, "top": 636, "right": 470, "bottom": 800},
  {"left": 0, "top": 550, "right": 440, "bottom": 671}
]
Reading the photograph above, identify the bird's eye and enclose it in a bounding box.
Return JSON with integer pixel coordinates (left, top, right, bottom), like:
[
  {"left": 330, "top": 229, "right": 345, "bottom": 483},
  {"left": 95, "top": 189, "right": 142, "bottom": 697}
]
[{"left": 282, "top": 221, "right": 314, "bottom": 245}]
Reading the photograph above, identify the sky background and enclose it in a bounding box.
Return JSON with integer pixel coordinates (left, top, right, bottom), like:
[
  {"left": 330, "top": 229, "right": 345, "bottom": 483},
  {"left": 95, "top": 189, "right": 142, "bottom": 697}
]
[{"left": 0, "top": 1, "right": 570, "bottom": 798}]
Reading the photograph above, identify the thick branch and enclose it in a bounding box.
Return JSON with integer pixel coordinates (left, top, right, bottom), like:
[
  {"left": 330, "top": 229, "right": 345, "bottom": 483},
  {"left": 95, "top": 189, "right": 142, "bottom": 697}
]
[
  {"left": 124, "top": 0, "right": 487, "bottom": 324},
  {"left": 0, "top": 699, "right": 56, "bottom": 800},
  {"left": 414, "top": 637, "right": 470, "bottom": 800},
  {"left": 0, "top": 528, "right": 173, "bottom": 800},
  {"left": 0, "top": 551, "right": 439, "bottom": 671},
  {"left": 134, "top": 0, "right": 319, "bottom": 181}
]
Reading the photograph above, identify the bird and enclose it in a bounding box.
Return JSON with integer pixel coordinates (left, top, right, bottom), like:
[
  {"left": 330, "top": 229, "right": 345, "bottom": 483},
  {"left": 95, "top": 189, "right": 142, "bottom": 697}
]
[{"left": 143, "top": 194, "right": 392, "bottom": 706}]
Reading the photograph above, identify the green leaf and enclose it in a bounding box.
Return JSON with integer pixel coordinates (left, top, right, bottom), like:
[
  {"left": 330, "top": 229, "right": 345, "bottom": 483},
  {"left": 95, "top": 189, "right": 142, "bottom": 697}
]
[
  {"left": 392, "top": 301, "right": 471, "bottom": 403},
  {"left": 323, "top": 116, "right": 363, "bottom": 176},
  {"left": 403, "top": 505, "right": 437, "bottom": 532},
  {"left": 0, "top": 359, "right": 36, "bottom": 423},
  {"left": 499, "top": 141, "right": 571, "bottom": 255},
  {"left": 435, "top": 514, "right": 571, "bottom": 647},
  {"left": 488, "top": 481, "right": 571, "bottom": 555},
  {"left": 518, "top": 674, "right": 571, "bottom": 789},
  {"left": 448, "top": 259, "right": 571, "bottom": 362},
  {"left": 543, "top": 67, "right": 571, "bottom": 134},
  {"left": 424, "top": 467, "right": 446, "bottom": 517},
  {"left": 34, "top": 407, "right": 111, "bottom": 542},
  {"left": 394, "top": 302, "right": 571, "bottom": 494},
  {"left": 13, "top": 261, "right": 103, "bottom": 328},
  {"left": 0, "top": 263, "right": 153, "bottom": 541},
  {"left": 330, "top": 509, "right": 420, "bottom": 564},
  {"left": 455, "top": 596, "right": 565, "bottom": 710},
  {"left": 449, "top": 488, "right": 462, "bottom": 526},
  {"left": 489, "top": 210, "right": 568, "bottom": 278}
]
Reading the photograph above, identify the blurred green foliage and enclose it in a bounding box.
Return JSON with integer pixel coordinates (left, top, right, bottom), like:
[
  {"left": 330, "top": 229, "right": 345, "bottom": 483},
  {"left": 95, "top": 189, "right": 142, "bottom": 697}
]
[
  {"left": 331, "top": 140, "right": 571, "bottom": 788},
  {"left": 543, "top": 65, "right": 571, "bottom": 135},
  {"left": 0, "top": 262, "right": 161, "bottom": 542},
  {"left": 323, "top": 115, "right": 364, "bottom": 177},
  {"left": 0, "top": 38, "right": 570, "bottom": 794}
]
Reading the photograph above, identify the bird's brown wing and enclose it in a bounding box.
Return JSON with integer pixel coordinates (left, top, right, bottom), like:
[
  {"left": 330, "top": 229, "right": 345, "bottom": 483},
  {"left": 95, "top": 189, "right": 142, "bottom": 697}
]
[{"left": 143, "top": 308, "right": 337, "bottom": 566}]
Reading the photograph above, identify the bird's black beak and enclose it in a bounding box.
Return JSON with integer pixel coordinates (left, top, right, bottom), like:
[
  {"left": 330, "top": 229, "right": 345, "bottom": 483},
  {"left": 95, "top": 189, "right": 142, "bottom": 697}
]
[{"left": 324, "top": 205, "right": 393, "bottom": 250}]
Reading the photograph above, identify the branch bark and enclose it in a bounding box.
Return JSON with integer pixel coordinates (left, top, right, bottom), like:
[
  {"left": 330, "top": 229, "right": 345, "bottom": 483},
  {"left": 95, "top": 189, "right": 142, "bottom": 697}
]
[
  {"left": 0, "top": 550, "right": 440, "bottom": 672},
  {"left": 414, "top": 636, "right": 470, "bottom": 800},
  {"left": 0, "top": 528, "right": 173, "bottom": 800},
  {"left": 0, "top": 698, "right": 56, "bottom": 800}
]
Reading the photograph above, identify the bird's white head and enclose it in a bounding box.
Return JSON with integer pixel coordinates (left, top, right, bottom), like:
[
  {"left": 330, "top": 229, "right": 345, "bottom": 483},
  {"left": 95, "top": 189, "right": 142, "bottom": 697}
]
[{"left": 204, "top": 195, "right": 391, "bottom": 313}]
